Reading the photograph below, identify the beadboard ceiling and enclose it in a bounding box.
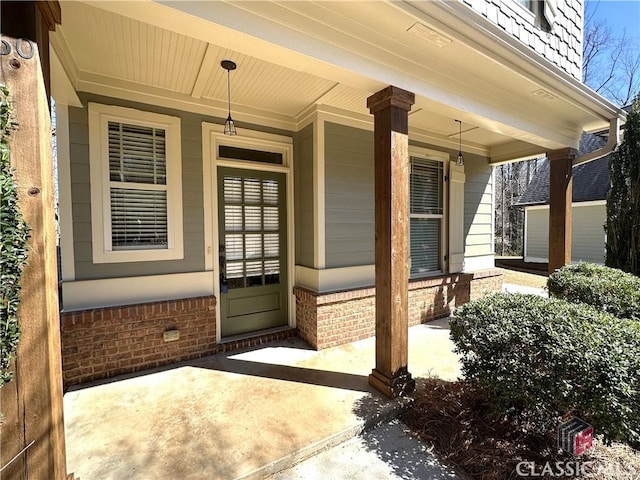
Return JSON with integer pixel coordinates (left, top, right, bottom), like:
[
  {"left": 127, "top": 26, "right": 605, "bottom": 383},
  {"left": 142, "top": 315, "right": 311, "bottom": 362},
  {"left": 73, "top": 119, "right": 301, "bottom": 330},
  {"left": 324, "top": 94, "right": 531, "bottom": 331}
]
[{"left": 50, "top": 1, "right": 621, "bottom": 160}]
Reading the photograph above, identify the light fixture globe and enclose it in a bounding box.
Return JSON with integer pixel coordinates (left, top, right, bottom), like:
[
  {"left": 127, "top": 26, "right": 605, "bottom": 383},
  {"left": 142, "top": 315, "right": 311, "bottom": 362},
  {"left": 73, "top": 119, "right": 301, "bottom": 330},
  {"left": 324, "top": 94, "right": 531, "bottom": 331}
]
[
  {"left": 224, "top": 115, "right": 236, "bottom": 136},
  {"left": 221, "top": 60, "right": 238, "bottom": 136}
]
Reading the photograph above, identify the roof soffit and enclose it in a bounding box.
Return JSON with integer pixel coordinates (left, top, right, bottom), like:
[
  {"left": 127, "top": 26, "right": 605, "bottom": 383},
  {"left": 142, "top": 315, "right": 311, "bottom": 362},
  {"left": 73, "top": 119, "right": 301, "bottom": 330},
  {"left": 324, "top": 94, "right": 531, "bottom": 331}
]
[{"left": 59, "top": 0, "right": 625, "bottom": 152}]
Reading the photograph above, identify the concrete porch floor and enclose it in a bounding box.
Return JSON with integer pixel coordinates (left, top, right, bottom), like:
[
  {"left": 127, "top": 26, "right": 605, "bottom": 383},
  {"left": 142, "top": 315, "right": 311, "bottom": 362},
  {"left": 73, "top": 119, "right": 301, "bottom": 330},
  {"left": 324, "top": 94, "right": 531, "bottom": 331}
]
[{"left": 64, "top": 318, "right": 461, "bottom": 480}]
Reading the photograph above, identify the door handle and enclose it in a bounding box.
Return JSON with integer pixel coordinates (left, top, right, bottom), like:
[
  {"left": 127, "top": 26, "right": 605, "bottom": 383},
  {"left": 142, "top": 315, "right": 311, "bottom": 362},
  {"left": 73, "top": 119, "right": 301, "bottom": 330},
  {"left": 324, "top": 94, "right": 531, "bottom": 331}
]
[{"left": 219, "top": 244, "right": 228, "bottom": 293}]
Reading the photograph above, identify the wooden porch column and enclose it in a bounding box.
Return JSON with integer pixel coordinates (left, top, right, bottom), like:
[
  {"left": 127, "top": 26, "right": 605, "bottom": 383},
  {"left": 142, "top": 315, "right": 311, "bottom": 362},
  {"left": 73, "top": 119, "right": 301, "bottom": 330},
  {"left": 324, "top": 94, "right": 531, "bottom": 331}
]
[
  {"left": 0, "top": 3, "right": 66, "bottom": 480},
  {"left": 367, "top": 86, "right": 416, "bottom": 398},
  {"left": 548, "top": 147, "right": 577, "bottom": 274},
  {"left": 1, "top": 1, "right": 61, "bottom": 102}
]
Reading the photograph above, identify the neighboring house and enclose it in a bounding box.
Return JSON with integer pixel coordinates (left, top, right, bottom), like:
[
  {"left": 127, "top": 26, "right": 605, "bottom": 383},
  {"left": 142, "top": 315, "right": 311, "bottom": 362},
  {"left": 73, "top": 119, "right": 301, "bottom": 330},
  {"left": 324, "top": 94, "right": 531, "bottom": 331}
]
[
  {"left": 49, "top": 0, "right": 625, "bottom": 387},
  {"left": 517, "top": 121, "right": 625, "bottom": 265}
]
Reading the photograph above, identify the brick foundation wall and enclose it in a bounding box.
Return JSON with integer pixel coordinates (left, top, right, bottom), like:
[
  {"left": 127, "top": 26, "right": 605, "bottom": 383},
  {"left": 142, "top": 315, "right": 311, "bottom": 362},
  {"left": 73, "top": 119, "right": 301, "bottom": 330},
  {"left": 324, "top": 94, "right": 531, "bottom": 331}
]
[
  {"left": 61, "top": 296, "right": 217, "bottom": 387},
  {"left": 469, "top": 268, "right": 504, "bottom": 300},
  {"left": 294, "top": 269, "right": 502, "bottom": 350}
]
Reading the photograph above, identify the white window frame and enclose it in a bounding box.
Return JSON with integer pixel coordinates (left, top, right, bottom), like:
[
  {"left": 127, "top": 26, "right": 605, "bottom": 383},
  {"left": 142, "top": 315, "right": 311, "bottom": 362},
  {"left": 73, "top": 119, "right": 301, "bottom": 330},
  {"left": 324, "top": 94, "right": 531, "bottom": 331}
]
[
  {"left": 513, "top": 0, "right": 551, "bottom": 31},
  {"left": 409, "top": 146, "right": 448, "bottom": 278},
  {"left": 89, "top": 103, "right": 183, "bottom": 263}
]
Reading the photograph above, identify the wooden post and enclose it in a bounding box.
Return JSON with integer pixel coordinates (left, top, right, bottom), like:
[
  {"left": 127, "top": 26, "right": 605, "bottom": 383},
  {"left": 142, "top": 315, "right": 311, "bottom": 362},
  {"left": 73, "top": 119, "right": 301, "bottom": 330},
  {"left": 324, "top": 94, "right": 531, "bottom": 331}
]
[
  {"left": 0, "top": 37, "right": 67, "bottom": 479},
  {"left": 548, "top": 147, "right": 577, "bottom": 274},
  {"left": 1, "top": 1, "right": 61, "bottom": 102},
  {"left": 367, "top": 86, "right": 415, "bottom": 398}
]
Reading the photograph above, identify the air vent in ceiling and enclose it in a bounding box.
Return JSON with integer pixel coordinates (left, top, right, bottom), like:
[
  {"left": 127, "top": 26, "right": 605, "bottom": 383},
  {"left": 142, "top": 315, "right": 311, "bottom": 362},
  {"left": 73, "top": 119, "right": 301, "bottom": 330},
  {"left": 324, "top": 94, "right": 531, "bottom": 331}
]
[
  {"left": 531, "top": 88, "right": 558, "bottom": 101},
  {"left": 407, "top": 23, "right": 452, "bottom": 48}
]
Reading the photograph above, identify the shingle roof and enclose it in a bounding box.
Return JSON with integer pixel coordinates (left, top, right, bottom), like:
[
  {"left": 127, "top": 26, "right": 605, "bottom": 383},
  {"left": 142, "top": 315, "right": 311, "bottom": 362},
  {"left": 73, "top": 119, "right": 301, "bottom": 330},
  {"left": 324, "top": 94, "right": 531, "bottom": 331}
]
[{"left": 515, "top": 132, "right": 610, "bottom": 206}]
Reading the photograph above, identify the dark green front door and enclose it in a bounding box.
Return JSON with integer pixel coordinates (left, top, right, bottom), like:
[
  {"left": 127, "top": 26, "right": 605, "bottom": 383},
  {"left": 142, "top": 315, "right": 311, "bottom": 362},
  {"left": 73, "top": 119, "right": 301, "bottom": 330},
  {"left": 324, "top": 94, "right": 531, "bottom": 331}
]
[{"left": 218, "top": 167, "right": 288, "bottom": 337}]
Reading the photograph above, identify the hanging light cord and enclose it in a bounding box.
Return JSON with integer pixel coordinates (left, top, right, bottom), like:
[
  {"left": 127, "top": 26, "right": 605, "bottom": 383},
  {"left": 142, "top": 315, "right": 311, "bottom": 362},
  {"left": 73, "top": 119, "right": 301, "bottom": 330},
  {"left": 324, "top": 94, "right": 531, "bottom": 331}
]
[{"left": 227, "top": 69, "right": 232, "bottom": 117}]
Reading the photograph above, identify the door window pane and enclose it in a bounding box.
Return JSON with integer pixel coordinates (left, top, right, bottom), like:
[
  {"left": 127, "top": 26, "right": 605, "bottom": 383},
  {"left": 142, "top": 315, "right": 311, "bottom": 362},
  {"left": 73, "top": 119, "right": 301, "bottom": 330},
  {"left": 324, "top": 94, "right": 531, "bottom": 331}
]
[
  {"left": 225, "top": 234, "right": 244, "bottom": 261},
  {"left": 224, "top": 177, "right": 242, "bottom": 204},
  {"left": 245, "top": 234, "right": 263, "bottom": 259},
  {"left": 225, "top": 205, "right": 243, "bottom": 231},
  {"left": 264, "top": 207, "right": 279, "bottom": 231},
  {"left": 221, "top": 174, "right": 283, "bottom": 289},
  {"left": 244, "top": 179, "right": 262, "bottom": 204},
  {"left": 244, "top": 206, "right": 262, "bottom": 231}
]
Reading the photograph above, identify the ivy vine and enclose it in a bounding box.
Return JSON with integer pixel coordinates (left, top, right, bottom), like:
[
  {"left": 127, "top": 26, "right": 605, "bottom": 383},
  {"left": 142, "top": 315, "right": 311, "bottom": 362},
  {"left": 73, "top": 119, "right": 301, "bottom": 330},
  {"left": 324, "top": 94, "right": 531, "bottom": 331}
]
[{"left": 0, "top": 84, "right": 30, "bottom": 387}]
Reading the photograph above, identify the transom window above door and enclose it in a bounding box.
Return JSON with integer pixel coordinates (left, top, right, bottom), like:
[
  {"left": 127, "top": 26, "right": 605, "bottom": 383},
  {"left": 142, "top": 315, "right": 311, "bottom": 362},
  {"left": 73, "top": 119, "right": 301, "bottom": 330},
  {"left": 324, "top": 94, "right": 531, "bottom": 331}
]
[
  {"left": 213, "top": 133, "right": 291, "bottom": 168},
  {"left": 218, "top": 145, "right": 283, "bottom": 165}
]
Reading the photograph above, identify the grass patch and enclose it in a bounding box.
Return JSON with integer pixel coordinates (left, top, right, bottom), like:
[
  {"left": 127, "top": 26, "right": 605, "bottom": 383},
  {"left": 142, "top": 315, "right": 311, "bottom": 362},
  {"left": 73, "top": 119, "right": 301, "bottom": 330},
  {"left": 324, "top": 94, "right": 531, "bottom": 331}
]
[{"left": 499, "top": 268, "right": 548, "bottom": 289}]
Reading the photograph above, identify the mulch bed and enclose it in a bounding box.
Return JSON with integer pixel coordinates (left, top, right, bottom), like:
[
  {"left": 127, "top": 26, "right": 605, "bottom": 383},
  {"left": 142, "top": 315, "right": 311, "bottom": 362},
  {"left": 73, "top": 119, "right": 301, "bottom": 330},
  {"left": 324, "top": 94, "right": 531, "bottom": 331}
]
[{"left": 402, "top": 379, "right": 640, "bottom": 479}]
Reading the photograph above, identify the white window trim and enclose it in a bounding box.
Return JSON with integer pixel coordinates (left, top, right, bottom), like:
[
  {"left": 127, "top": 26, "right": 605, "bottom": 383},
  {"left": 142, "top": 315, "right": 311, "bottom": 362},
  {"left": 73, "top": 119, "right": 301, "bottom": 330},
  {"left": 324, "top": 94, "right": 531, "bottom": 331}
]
[
  {"left": 89, "top": 103, "right": 183, "bottom": 263},
  {"left": 408, "top": 146, "right": 449, "bottom": 279}
]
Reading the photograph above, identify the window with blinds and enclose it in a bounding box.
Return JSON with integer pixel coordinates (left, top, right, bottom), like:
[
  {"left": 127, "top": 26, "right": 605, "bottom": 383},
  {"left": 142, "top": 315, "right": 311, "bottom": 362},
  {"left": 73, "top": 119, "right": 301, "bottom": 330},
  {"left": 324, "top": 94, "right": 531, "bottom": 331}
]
[
  {"left": 108, "top": 121, "right": 168, "bottom": 250},
  {"left": 410, "top": 157, "right": 444, "bottom": 277},
  {"left": 89, "top": 103, "right": 183, "bottom": 263}
]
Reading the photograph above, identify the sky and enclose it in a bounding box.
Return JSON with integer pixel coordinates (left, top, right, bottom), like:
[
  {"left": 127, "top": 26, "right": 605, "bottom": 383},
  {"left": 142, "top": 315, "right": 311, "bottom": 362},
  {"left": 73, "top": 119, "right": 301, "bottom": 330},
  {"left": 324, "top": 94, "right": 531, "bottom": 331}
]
[{"left": 586, "top": 0, "right": 640, "bottom": 43}]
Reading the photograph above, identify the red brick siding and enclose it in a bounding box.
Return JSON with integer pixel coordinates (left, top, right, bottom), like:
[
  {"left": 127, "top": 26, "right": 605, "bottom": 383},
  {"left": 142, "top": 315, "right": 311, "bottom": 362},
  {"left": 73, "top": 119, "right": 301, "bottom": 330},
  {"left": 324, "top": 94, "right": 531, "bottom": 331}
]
[
  {"left": 469, "top": 269, "right": 503, "bottom": 300},
  {"left": 61, "top": 295, "right": 297, "bottom": 388},
  {"left": 60, "top": 270, "right": 503, "bottom": 385},
  {"left": 294, "top": 269, "right": 502, "bottom": 350},
  {"left": 61, "top": 296, "right": 217, "bottom": 387}
]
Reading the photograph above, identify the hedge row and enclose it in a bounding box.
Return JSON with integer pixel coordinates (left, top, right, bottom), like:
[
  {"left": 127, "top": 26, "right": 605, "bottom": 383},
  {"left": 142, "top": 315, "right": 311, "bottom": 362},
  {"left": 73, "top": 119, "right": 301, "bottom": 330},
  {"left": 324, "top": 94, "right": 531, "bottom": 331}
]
[
  {"left": 547, "top": 262, "right": 640, "bottom": 321},
  {"left": 450, "top": 293, "right": 640, "bottom": 444}
]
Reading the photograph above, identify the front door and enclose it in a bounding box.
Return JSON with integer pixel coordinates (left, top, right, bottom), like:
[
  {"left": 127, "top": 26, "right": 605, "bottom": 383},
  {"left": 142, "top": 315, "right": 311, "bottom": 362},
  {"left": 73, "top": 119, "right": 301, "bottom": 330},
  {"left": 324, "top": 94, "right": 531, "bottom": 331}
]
[{"left": 218, "top": 167, "right": 288, "bottom": 337}]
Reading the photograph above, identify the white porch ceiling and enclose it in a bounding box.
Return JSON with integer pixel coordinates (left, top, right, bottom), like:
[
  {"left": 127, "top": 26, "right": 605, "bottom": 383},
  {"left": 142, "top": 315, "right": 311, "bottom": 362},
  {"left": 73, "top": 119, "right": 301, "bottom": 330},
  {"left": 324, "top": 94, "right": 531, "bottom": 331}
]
[{"left": 51, "top": 1, "right": 625, "bottom": 161}]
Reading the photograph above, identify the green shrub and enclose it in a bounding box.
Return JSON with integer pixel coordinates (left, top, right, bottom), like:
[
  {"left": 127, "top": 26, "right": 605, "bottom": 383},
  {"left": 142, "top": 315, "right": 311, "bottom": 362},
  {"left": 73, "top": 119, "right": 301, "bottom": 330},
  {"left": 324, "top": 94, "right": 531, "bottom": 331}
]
[
  {"left": 450, "top": 293, "right": 640, "bottom": 444},
  {"left": 548, "top": 262, "right": 640, "bottom": 321},
  {"left": 0, "top": 85, "right": 29, "bottom": 387}
]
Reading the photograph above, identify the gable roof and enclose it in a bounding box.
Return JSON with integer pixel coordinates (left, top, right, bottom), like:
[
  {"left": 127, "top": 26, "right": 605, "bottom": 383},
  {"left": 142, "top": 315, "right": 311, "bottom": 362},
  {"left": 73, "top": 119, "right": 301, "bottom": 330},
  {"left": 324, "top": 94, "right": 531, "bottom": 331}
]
[{"left": 516, "top": 132, "right": 610, "bottom": 206}]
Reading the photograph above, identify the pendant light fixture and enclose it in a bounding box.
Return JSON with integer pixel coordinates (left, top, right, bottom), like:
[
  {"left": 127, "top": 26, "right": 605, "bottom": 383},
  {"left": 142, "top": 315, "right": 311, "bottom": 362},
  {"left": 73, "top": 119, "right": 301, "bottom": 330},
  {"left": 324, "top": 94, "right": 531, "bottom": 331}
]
[
  {"left": 455, "top": 119, "right": 464, "bottom": 166},
  {"left": 221, "top": 60, "right": 237, "bottom": 136}
]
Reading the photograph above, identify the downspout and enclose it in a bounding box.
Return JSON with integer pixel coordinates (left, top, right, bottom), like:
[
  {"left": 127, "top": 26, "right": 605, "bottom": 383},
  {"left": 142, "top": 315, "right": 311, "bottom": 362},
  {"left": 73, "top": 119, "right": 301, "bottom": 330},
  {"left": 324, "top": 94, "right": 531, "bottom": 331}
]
[{"left": 573, "top": 117, "right": 621, "bottom": 166}]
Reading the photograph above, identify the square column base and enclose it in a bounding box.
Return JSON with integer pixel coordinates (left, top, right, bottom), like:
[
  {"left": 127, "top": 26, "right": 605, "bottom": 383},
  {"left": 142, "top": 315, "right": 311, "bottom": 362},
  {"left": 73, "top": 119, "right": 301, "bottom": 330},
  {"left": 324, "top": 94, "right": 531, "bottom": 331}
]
[{"left": 368, "top": 366, "right": 415, "bottom": 398}]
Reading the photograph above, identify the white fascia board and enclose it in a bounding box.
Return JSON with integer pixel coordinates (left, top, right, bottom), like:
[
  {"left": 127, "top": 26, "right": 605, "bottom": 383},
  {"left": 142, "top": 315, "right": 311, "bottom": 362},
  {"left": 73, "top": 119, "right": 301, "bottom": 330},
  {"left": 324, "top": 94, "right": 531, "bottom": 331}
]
[
  {"left": 403, "top": 1, "right": 625, "bottom": 124},
  {"left": 525, "top": 200, "right": 606, "bottom": 210},
  {"left": 490, "top": 140, "right": 545, "bottom": 165}
]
